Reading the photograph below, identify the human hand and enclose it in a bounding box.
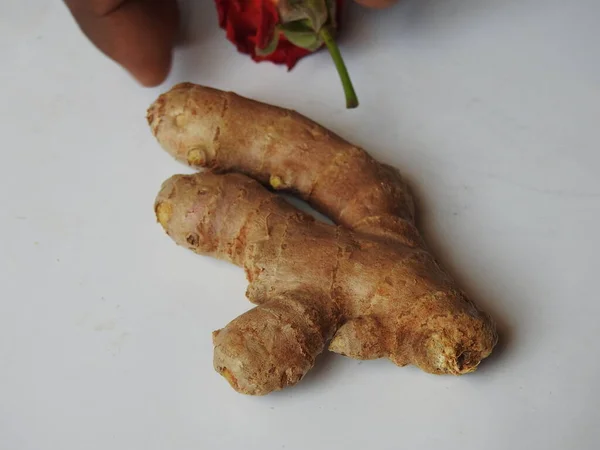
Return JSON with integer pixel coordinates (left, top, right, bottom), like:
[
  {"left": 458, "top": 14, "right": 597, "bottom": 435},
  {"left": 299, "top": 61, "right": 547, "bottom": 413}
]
[
  {"left": 65, "top": 0, "right": 398, "bottom": 87},
  {"left": 64, "top": 0, "right": 180, "bottom": 87}
]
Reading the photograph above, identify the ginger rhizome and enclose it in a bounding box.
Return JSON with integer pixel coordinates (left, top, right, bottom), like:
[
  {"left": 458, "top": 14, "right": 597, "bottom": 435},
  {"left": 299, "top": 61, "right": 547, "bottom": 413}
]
[{"left": 148, "top": 83, "right": 498, "bottom": 395}]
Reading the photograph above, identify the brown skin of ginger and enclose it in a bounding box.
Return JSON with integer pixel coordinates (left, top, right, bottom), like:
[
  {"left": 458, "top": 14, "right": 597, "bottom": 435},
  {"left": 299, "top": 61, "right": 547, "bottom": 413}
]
[{"left": 149, "top": 83, "right": 498, "bottom": 395}]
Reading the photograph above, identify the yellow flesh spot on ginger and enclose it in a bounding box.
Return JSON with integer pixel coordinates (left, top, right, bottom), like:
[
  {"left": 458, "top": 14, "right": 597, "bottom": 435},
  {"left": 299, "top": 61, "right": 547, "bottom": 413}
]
[
  {"left": 187, "top": 148, "right": 205, "bottom": 166},
  {"left": 155, "top": 202, "right": 172, "bottom": 227},
  {"left": 269, "top": 175, "right": 283, "bottom": 189},
  {"left": 219, "top": 367, "right": 239, "bottom": 390}
]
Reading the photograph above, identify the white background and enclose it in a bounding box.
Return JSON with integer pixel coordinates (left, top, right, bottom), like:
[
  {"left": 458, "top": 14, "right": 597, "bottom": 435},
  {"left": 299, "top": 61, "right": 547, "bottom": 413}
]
[{"left": 1, "top": 1, "right": 599, "bottom": 449}]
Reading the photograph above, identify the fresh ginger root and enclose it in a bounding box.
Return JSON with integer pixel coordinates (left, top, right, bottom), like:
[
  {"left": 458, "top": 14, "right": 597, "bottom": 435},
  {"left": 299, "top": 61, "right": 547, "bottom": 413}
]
[{"left": 148, "top": 83, "right": 498, "bottom": 395}]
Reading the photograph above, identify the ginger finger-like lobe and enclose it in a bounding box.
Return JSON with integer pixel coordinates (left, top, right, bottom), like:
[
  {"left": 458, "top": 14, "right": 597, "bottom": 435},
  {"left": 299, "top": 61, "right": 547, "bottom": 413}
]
[
  {"left": 154, "top": 171, "right": 305, "bottom": 266},
  {"left": 213, "top": 291, "right": 340, "bottom": 395},
  {"left": 147, "top": 83, "right": 415, "bottom": 242}
]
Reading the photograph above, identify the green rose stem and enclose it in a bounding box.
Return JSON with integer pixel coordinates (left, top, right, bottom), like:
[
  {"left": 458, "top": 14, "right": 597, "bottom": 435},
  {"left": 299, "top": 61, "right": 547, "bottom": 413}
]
[{"left": 319, "top": 27, "right": 358, "bottom": 109}]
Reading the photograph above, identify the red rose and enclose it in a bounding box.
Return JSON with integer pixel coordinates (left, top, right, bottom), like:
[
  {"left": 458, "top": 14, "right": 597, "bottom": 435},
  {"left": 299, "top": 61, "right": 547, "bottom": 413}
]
[
  {"left": 215, "top": 0, "right": 343, "bottom": 70},
  {"left": 215, "top": 0, "right": 357, "bottom": 108}
]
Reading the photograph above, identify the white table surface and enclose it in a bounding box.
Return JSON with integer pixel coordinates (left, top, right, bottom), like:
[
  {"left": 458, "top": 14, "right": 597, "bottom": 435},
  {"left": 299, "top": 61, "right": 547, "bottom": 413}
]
[{"left": 2, "top": 1, "right": 599, "bottom": 449}]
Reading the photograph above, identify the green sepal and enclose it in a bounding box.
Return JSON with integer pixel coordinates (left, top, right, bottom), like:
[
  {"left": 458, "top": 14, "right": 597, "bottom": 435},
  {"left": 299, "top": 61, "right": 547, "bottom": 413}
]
[
  {"left": 278, "top": 0, "right": 329, "bottom": 31},
  {"left": 280, "top": 20, "right": 323, "bottom": 52}
]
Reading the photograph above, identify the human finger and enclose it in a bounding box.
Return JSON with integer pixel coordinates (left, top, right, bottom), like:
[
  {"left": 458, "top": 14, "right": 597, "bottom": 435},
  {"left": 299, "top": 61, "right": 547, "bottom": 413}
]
[{"left": 64, "top": 0, "right": 179, "bottom": 87}]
